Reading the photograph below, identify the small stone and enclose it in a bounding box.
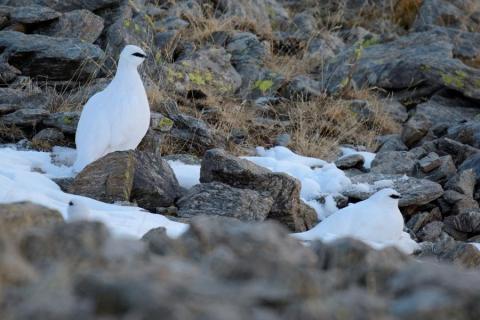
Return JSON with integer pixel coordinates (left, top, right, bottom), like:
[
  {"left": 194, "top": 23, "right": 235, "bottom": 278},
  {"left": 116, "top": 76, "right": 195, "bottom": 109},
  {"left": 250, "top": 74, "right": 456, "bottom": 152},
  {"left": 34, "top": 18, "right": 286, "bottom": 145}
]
[
  {"left": 401, "top": 114, "right": 431, "bottom": 147},
  {"left": 274, "top": 133, "right": 291, "bottom": 147},
  {"left": 32, "top": 128, "right": 65, "bottom": 151},
  {"left": 417, "top": 221, "right": 444, "bottom": 242},
  {"left": 418, "top": 152, "right": 441, "bottom": 173},
  {"left": 150, "top": 112, "right": 173, "bottom": 132},
  {"left": 335, "top": 154, "right": 365, "bottom": 170},
  {"left": 445, "top": 169, "right": 477, "bottom": 197}
]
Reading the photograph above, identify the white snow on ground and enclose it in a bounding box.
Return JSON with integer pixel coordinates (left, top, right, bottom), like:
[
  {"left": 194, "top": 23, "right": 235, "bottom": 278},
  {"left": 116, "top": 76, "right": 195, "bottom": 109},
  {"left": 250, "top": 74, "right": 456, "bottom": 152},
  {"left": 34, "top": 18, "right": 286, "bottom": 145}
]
[
  {"left": 167, "top": 160, "right": 200, "bottom": 189},
  {"left": 0, "top": 145, "right": 417, "bottom": 254},
  {"left": 339, "top": 147, "right": 376, "bottom": 169},
  {"left": 0, "top": 147, "right": 187, "bottom": 238}
]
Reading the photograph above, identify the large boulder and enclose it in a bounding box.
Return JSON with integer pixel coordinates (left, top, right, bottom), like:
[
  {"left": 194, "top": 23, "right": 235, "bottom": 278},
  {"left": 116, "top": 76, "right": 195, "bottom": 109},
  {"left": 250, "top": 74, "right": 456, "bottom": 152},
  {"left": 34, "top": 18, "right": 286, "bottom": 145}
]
[
  {"left": 177, "top": 182, "right": 274, "bottom": 221},
  {"left": 200, "top": 149, "right": 313, "bottom": 231},
  {"left": 319, "top": 29, "right": 480, "bottom": 100},
  {"left": 1, "top": 0, "right": 121, "bottom": 12},
  {"left": 0, "top": 31, "right": 104, "bottom": 81},
  {"left": 70, "top": 151, "right": 181, "bottom": 210}
]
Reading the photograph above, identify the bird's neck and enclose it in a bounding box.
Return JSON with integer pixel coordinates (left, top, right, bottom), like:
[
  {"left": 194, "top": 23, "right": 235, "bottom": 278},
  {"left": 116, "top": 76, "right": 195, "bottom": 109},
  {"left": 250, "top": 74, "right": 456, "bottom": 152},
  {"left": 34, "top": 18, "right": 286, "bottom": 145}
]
[{"left": 111, "top": 61, "right": 142, "bottom": 88}]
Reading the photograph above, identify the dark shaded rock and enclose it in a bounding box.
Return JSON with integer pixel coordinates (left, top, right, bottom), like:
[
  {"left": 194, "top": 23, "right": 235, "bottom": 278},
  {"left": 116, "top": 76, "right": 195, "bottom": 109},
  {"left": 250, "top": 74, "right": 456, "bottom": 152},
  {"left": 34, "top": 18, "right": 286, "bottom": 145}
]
[
  {"left": 370, "top": 151, "right": 417, "bottom": 175},
  {"left": 417, "top": 221, "right": 444, "bottom": 242},
  {"left": 0, "top": 202, "right": 63, "bottom": 237},
  {"left": 8, "top": 5, "right": 60, "bottom": 24},
  {"left": 445, "top": 209, "right": 480, "bottom": 234},
  {"left": 436, "top": 138, "right": 480, "bottom": 166},
  {"left": 419, "top": 234, "right": 480, "bottom": 268},
  {"left": 2, "top": 108, "right": 49, "bottom": 127},
  {"left": 177, "top": 182, "right": 274, "bottom": 221},
  {"left": 0, "top": 62, "right": 21, "bottom": 84},
  {"left": 283, "top": 75, "right": 322, "bottom": 100},
  {"left": 335, "top": 154, "right": 365, "bottom": 170},
  {"left": 344, "top": 173, "right": 444, "bottom": 207},
  {"left": 200, "top": 149, "right": 309, "bottom": 231},
  {"left": 401, "top": 114, "right": 431, "bottom": 147},
  {"left": 42, "top": 112, "right": 80, "bottom": 134},
  {"left": 32, "top": 128, "right": 64, "bottom": 151},
  {"left": 2, "top": 0, "right": 121, "bottom": 12},
  {"left": 0, "top": 31, "right": 104, "bottom": 81},
  {"left": 406, "top": 209, "right": 442, "bottom": 233},
  {"left": 131, "top": 152, "right": 181, "bottom": 211},
  {"left": 380, "top": 99, "right": 408, "bottom": 124},
  {"left": 70, "top": 151, "right": 135, "bottom": 203},
  {"left": 413, "top": 0, "right": 480, "bottom": 31},
  {"left": 37, "top": 9, "right": 104, "bottom": 43}
]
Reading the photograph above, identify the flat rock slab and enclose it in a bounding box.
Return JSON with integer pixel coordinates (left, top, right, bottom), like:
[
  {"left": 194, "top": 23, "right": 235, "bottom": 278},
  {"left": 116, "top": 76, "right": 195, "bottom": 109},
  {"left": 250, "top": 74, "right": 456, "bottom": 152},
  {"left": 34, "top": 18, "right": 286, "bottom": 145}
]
[
  {"left": 177, "top": 182, "right": 274, "bottom": 222},
  {"left": 2, "top": 0, "right": 120, "bottom": 12},
  {"left": 0, "top": 31, "right": 104, "bottom": 81},
  {"left": 343, "top": 173, "right": 444, "bottom": 207}
]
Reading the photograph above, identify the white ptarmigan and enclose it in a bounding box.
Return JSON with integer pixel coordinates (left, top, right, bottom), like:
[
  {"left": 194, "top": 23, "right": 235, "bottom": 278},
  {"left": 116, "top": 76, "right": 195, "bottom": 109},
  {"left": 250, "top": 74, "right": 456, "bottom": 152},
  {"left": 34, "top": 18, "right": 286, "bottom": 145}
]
[
  {"left": 67, "top": 199, "right": 91, "bottom": 222},
  {"left": 292, "top": 188, "right": 419, "bottom": 254},
  {"left": 73, "top": 45, "right": 150, "bottom": 172}
]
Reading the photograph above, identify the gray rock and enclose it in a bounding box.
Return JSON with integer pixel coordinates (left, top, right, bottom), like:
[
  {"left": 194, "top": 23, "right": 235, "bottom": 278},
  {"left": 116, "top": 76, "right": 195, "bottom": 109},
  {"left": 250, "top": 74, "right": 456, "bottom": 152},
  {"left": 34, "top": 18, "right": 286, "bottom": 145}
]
[
  {"left": 375, "top": 134, "right": 408, "bottom": 153},
  {"left": 8, "top": 5, "right": 60, "bottom": 24},
  {"left": 177, "top": 182, "right": 274, "bottom": 222},
  {"left": 70, "top": 151, "right": 135, "bottom": 203},
  {"left": 37, "top": 9, "right": 104, "bottom": 43},
  {"left": 380, "top": 99, "right": 408, "bottom": 124},
  {"left": 2, "top": 0, "right": 121, "bottom": 12},
  {"left": 200, "top": 149, "right": 312, "bottom": 231},
  {"left": 447, "top": 121, "right": 480, "bottom": 149},
  {"left": 344, "top": 173, "right": 444, "bottom": 207},
  {"left": 0, "top": 31, "right": 104, "bottom": 81},
  {"left": 131, "top": 152, "right": 181, "bottom": 212},
  {"left": 406, "top": 209, "right": 442, "bottom": 233},
  {"left": 418, "top": 221, "right": 444, "bottom": 242},
  {"left": 32, "top": 128, "right": 64, "bottom": 151},
  {"left": 419, "top": 235, "right": 480, "bottom": 268},
  {"left": 436, "top": 137, "right": 480, "bottom": 166},
  {"left": 150, "top": 112, "right": 173, "bottom": 132},
  {"left": 42, "top": 112, "right": 80, "bottom": 134},
  {"left": 414, "top": 155, "right": 457, "bottom": 184},
  {"left": 401, "top": 114, "right": 431, "bottom": 147},
  {"left": 445, "top": 209, "right": 480, "bottom": 234},
  {"left": 283, "top": 75, "right": 322, "bottom": 100},
  {"left": 319, "top": 29, "right": 480, "bottom": 100},
  {"left": 458, "top": 153, "right": 480, "bottom": 184},
  {"left": 2, "top": 108, "right": 49, "bottom": 127},
  {"left": 163, "top": 47, "right": 242, "bottom": 97},
  {"left": 413, "top": 0, "right": 479, "bottom": 31},
  {"left": 335, "top": 154, "right": 365, "bottom": 170},
  {"left": 0, "top": 62, "right": 21, "bottom": 84},
  {"left": 445, "top": 169, "right": 476, "bottom": 197},
  {"left": 416, "top": 92, "right": 480, "bottom": 129},
  {"left": 418, "top": 152, "right": 441, "bottom": 173},
  {"left": 370, "top": 151, "right": 417, "bottom": 175}
]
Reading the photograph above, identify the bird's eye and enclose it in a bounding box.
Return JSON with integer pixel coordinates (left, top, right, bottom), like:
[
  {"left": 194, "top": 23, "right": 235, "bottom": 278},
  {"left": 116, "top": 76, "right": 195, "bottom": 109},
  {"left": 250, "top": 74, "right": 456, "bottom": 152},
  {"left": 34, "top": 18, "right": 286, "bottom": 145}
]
[
  {"left": 389, "top": 194, "right": 401, "bottom": 199},
  {"left": 132, "top": 52, "right": 146, "bottom": 58},
  {"left": 68, "top": 201, "right": 74, "bottom": 206}
]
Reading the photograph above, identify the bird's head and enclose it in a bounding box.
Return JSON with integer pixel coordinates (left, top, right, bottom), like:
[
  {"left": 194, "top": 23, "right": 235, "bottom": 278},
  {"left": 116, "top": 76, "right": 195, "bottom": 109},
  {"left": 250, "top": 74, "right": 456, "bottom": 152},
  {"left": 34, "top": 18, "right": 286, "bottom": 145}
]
[
  {"left": 371, "top": 188, "right": 402, "bottom": 202},
  {"left": 119, "top": 45, "right": 147, "bottom": 66}
]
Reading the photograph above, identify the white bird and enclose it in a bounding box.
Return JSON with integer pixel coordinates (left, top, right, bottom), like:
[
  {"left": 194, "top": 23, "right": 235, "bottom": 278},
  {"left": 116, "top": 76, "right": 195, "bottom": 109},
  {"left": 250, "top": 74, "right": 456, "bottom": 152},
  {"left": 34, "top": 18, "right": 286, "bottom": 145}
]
[
  {"left": 73, "top": 45, "right": 150, "bottom": 172},
  {"left": 67, "top": 199, "right": 91, "bottom": 221},
  {"left": 292, "top": 188, "right": 415, "bottom": 251}
]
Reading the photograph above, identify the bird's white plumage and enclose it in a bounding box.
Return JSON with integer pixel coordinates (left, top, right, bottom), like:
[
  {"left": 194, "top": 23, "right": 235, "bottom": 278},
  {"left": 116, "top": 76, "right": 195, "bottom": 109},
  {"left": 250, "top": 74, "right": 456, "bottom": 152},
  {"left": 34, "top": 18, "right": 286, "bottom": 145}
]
[
  {"left": 67, "top": 199, "right": 91, "bottom": 221},
  {"left": 74, "top": 45, "right": 150, "bottom": 172},
  {"left": 292, "top": 188, "right": 418, "bottom": 254}
]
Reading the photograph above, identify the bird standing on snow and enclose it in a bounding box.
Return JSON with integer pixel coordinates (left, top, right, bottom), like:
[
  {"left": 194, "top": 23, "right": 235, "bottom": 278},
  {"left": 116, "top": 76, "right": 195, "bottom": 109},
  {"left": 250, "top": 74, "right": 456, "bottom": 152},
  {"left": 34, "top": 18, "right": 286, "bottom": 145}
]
[
  {"left": 293, "top": 188, "right": 405, "bottom": 243},
  {"left": 67, "top": 199, "right": 92, "bottom": 221},
  {"left": 73, "top": 45, "right": 150, "bottom": 172}
]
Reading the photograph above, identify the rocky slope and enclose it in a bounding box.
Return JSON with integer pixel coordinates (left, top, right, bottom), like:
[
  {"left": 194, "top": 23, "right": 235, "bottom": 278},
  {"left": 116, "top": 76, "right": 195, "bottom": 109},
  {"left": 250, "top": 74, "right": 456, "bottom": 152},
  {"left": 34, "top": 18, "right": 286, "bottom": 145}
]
[{"left": 1, "top": 0, "right": 480, "bottom": 318}]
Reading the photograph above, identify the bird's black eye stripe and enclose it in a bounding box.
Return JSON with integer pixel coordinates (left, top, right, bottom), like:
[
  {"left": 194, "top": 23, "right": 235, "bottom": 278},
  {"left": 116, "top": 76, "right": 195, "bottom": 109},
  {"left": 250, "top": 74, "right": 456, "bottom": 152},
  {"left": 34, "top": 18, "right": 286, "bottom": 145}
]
[
  {"left": 132, "top": 52, "right": 146, "bottom": 58},
  {"left": 68, "top": 201, "right": 74, "bottom": 206},
  {"left": 390, "top": 194, "right": 401, "bottom": 199}
]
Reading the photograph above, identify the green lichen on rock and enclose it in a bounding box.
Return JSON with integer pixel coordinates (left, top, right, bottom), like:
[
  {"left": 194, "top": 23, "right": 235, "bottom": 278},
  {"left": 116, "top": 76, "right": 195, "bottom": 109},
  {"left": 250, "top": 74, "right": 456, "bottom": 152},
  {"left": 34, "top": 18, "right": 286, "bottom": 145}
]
[
  {"left": 123, "top": 19, "right": 131, "bottom": 28},
  {"left": 63, "top": 116, "right": 74, "bottom": 125},
  {"left": 166, "top": 68, "right": 183, "bottom": 83},
  {"left": 157, "top": 117, "right": 174, "bottom": 132},
  {"left": 188, "top": 70, "right": 213, "bottom": 85},
  {"left": 254, "top": 79, "right": 274, "bottom": 93},
  {"left": 441, "top": 71, "right": 466, "bottom": 88}
]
